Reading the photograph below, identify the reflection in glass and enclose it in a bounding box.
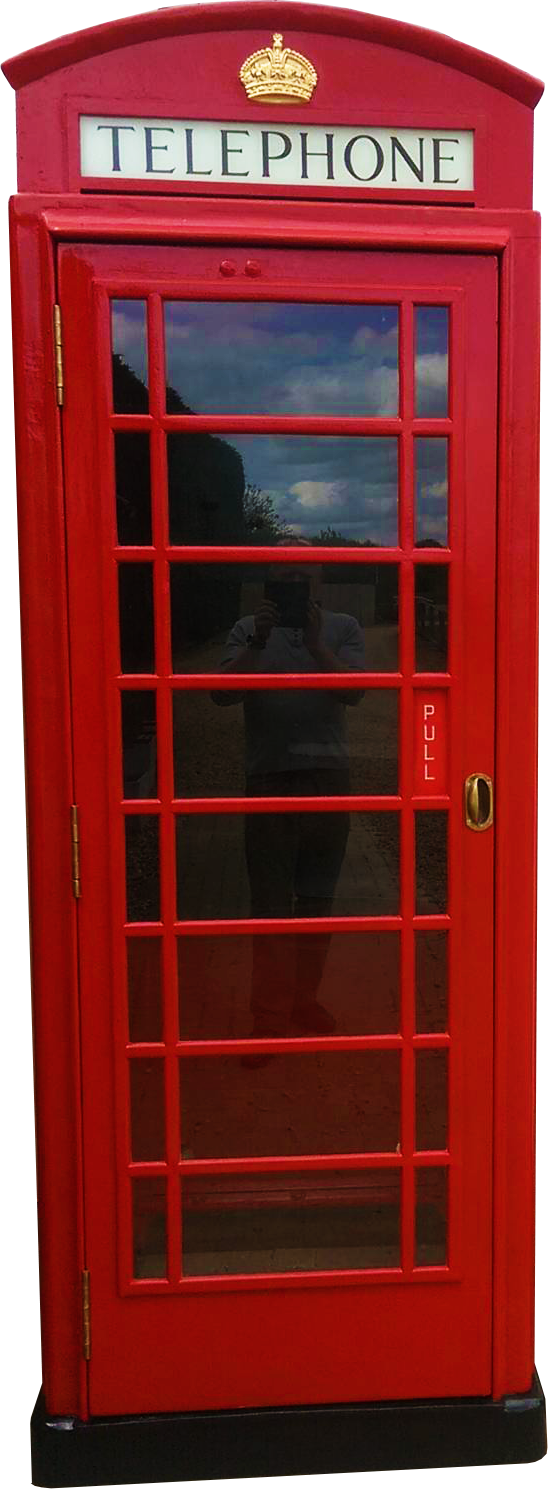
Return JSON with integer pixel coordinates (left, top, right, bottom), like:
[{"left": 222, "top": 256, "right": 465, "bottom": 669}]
[
  {"left": 415, "top": 930, "right": 448, "bottom": 1033},
  {"left": 415, "top": 1050, "right": 448, "bottom": 1151},
  {"left": 133, "top": 1178, "right": 167, "bottom": 1278},
  {"left": 177, "top": 931, "right": 400, "bottom": 1039},
  {"left": 122, "top": 691, "right": 157, "bottom": 798},
  {"left": 415, "top": 307, "right": 449, "bottom": 417},
  {"left": 165, "top": 302, "right": 399, "bottom": 416},
  {"left": 415, "top": 1168, "right": 447, "bottom": 1266},
  {"left": 125, "top": 815, "right": 160, "bottom": 921},
  {"left": 115, "top": 432, "right": 152, "bottom": 545},
  {"left": 119, "top": 564, "right": 155, "bottom": 674},
  {"left": 182, "top": 1169, "right": 401, "bottom": 1276},
  {"left": 176, "top": 811, "right": 399, "bottom": 921},
  {"left": 171, "top": 562, "right": 399, "bottom": 674},
  {"left": 180, "top": 1051, "right": 400, "bottom": 1158},
  {"left": 414, "top": 438, "right": 448, "bottom": 546},
  {"left": 415, "top": 564, "right": 448, "bottom": 672},
  {"left": 130, "top": 1058, "right": 165, "bottom": 1160},
  {"left": 112, "top": 299, "right": 148, "bottom": 413},
  {"left": 167, "top": 434, "right": 399, "bottom": 546},
  {"left": 415, "top": 813, "right": 448, "bottom": 915},
  {"left": 127, "top": 937, "right": 163, "bottom": 1043},
  {"left": 173, "top": 689, "right": 398, "bottom": 798}
]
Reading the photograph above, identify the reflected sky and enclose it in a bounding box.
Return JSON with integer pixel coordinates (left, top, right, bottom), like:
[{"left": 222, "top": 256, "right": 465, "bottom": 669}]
[
  {"left": 112, "top": 300, "right": 148, "bottom": 407},
  {"left": 164, "top": 302, "right": 399, "bottom": 416},
  {"left": 168, "top": 432, "right": 399, "bottom": 545},
  {"left": 414, "top": 438, "right": 448, "bottom": 546},
  {"left": 415, "top": 307, "right": 449, "bottom": 417}
]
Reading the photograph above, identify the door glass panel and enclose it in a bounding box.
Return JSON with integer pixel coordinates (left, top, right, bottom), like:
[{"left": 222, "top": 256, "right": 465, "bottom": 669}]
[
  {"left": 125, "top": 815, "right": 160, "bottom": 921},
  {"left": 415, "top": 565, "right": 448, "bottom": 671},
  {"left": 415, "top": 1167, "right": 448, "bottom": 1265},
  {"left": 177, "top": 931, "right": 400, "bottom": 1039},
  {"left": 115, "top": 432, "right": 152, "bottom": 546},
  {"left": 182, "top": 1169, "right": 401, "bottom": 1276},
  {"left": 112, "top": 299, "right": 148, "bottom": 412},
  {"left": 119, "top": 565, "right": 155, "bottom": 674},
  {"left": 176, "top": 810, "right": 399, "bottom": 920},
  {"left": 133, "top": 1178, "right": 167, "bottom": 1278},
  {"left": 172, "top": 688, "right": 398, "bottom": 798},
  {"left": 129, "top": 1058, "right": 165, "bottom": 1160},
  {"left": 122, "top": 691, "right": 157, "bottom": 798},
  {"left": 167, "top": 434, "right": 399, "bottom": 547},
  {"left": 170, "top": 562, "right": 399, "bottom": 673},
  {"left": 415, "top": 1049, "right": 448, "bottom": 1151},
  {"left": 414, "top": 438, "right": 448, "bottom": 547},
  {"left": 165, "top": 302, "right": 399, "bottom": 416},
  {"left": 415, "top": 930, "right": 448, "bottom": 1033},
  {"left": 415, "top": 812, "right": 448, "bottom": 915},
  {"left": 127, "top": 937, "right": 163, "bottom": 1043},
  {"left": 414, "top": 307, "right": 449, "bottom": 417},
  {"left": 180, "top": 1051, "right": 400, "bottom": 1158}
]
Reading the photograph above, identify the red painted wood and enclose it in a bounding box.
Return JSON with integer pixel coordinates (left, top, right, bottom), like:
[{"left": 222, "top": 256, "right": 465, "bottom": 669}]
[
  {"left": 414, "top": 693, "right": 448, "bottom": 796},
  {"left": 7, "top": 206, "right": 87, "bottom": 1416},
  {"left": 2, "top": 2, "right": 543, "bottom": 101},
  {"left": 57, "top": 239, "right": 497, "bottom": 1414},
  {"left": 1, "top": 3, "right": 543, "bottom": 205}
]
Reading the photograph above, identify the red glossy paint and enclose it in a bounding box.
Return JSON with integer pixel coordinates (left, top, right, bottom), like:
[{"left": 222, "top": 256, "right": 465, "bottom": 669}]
[
  {"left": 3, "top": 0, "right": 542, "bottom": 1428},
  {"left": 414, "top": 693, "right": 447, "bottom": 796}
]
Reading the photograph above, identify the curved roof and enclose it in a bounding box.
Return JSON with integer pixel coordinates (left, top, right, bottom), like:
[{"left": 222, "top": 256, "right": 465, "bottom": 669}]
[{"left": 2, "top": 2, "right": 544, "bottom": 105}]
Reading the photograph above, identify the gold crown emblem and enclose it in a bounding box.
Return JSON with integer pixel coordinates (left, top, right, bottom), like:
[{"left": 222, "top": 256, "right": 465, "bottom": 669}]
[{"left": 240, "top": 33, "right": 317, "bottom": 104}]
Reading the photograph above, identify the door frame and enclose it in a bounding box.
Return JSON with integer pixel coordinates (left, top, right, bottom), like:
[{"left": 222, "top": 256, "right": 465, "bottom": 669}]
[{"left": 8, "top": 194, "right": 541, "bottom": 1417}]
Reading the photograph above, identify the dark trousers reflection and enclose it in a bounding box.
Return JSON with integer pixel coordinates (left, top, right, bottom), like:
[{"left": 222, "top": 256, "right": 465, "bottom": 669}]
[{"left": 245, "top": 768, "right": 350, "bottom": 1037}]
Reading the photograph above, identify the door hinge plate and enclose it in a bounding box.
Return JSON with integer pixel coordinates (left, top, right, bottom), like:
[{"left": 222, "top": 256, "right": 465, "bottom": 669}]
[
  {"left": 82, "top": 1270, "right": 91, "bottom": 1360},
  {"left": 71, "top": 805, "right": 81, "bottom": 898},
  {"left": 53, "top": 303, "right": 64, "bottom": 407}
]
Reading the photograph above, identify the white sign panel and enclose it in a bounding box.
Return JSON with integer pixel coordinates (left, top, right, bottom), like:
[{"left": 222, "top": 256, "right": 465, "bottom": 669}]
[{"left": 80, "top": 116, "right": 474, "bottom": 191}]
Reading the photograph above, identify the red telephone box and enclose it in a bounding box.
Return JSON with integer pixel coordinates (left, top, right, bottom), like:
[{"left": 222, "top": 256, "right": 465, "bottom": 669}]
[{"left": 3, "top": 3, "right": 546, "bottom": 1482}]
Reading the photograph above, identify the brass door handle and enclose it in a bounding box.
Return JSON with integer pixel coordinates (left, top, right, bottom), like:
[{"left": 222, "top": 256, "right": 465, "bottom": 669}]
[{"left": 465, "top": 773, "right": 494, "bottom": 831}]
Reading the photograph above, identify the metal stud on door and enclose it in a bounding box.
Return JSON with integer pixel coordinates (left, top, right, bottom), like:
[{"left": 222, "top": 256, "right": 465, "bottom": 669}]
[{"left": 59, "top": 243, "right": 497, "bottom": 1416}]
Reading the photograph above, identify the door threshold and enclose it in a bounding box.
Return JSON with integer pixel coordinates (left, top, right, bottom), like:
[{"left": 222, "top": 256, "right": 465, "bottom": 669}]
[{"left": 31, "top": 1374, "right": 546, "bottom": 1486}]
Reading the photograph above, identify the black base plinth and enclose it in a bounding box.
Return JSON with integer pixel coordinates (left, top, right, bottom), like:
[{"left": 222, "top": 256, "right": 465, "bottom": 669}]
[{"left": 31, "top": 1374, "right": 546, "bottom": 1487}]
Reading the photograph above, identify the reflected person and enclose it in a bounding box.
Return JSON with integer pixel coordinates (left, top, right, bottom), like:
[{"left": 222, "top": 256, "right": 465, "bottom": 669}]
[{"left": 213, "top": 542, "right": 365, "bottom": 1038}]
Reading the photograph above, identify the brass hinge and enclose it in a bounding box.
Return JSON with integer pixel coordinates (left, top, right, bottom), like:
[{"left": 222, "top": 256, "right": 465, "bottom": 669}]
[
  {"left": 82, "top": 1270, "right": 91, "bottom": 1361},
  {"left": 53, "top": 303, "right": 64, "bottom": 407},
  {"left": 71, "top": 805, "right": 81, "bottom": 898}
]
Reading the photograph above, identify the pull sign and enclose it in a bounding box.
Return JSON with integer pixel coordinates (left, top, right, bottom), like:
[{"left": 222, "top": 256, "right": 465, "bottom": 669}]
[{"left": 414, "top": 693, "right": 447, "bottom": 796}]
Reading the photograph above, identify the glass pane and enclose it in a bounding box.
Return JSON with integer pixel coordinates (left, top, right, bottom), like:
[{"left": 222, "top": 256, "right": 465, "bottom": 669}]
[
  {"left": 415, "top": 930, "right": 448, "bottom": 1033},
  {"left": 414, "top": 438, "right": 448, "bottom": 547},
  {"left": 415, "top": 307, "right": 449, "bottom": 417},
  {"left": 133, "top": 1177, "right": 167, "bottom": 1278},
  {"left": 176, "top": 811, "right": 399, "bottom": 920},
  {"left": 182, "top": 1169, "right": 401, "bottom": 1276},
  {"left": 112, "top": 299, "right": 148, "bottom": 412},
  {"left": 115, "top": 432, "right": 152, "bottom": 545},
  {"left": 125, "top": 815, "right": 160, "bottom": 921},
  {"left": 119, "top": 564, "right": 155, "bottom": 674},
  {"left": 415, "top": 1050, "right": 448, "bottom": 1151},
  {"left": 415, "top": 1167, "right": 448, "bottom": 1266},
  {"left": 178, "top": 931, "right": 400, "bottom": 1039},
  {"left": 173, "top": 688, "right": 398, "bottom": 798},
  {"left": 168, "top": 434, "right": 398, "bottom": 547},
  {"left": 122, "top": 691, "right": 157, "bottom": 798},
  {"left": 165, "top": 302, "right": 399, "bottom": 416},
  {"left": 415, "top": 812, "right": 448, "bottom": 915},
  {"left": 127, "top": 937, "right": 163, "bottom": 1043},
  {"left": 171, "top": 562, "right": 399, "bottom": 673},
  {"left": 180, "top": 1051, "right": 400, "bottom": 1158},
  {"left": 415, "top": 564, "right": 448, "bottom": 672},
  {"left": 130, "top": 1058, "right": 165, "bottom": 1160}
]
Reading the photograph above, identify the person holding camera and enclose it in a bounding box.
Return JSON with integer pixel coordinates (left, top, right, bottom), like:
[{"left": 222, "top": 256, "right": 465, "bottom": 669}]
[{"left": 213, "top": 544, "right": 365, "bottom": 1046}]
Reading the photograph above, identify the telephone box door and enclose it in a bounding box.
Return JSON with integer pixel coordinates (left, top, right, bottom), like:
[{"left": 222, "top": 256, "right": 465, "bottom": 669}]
[{"left": 58, "top": 243, "right": 497, "bottom": 1415}]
